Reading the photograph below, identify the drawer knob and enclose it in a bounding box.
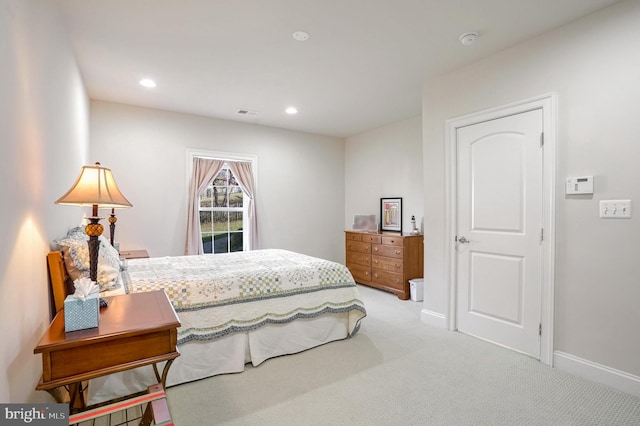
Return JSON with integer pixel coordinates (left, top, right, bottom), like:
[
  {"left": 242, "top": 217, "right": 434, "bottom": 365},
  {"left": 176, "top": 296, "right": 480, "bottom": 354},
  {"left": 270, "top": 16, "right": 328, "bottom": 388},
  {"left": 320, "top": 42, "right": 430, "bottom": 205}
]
[{"left": 395, "top": 250, "right": 401, "bottom": 255}]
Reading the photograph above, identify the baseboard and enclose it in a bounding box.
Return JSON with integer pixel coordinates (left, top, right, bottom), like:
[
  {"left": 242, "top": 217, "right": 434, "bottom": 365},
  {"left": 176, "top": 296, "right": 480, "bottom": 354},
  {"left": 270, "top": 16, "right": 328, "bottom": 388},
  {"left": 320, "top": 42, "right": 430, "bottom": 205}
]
[
  {"left": 554, "top": 351, "right": 640, "bottom": 398},
  {"left": 420, "top": 308, "right": 447, "bottom": 328}
]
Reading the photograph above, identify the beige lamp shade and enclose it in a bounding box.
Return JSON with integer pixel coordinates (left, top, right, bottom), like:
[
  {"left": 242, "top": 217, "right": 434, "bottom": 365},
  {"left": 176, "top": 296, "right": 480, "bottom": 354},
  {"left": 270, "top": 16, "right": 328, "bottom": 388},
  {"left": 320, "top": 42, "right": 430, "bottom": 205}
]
[{"left": 55, "top": 163, "right": 132, "bottom": 209}]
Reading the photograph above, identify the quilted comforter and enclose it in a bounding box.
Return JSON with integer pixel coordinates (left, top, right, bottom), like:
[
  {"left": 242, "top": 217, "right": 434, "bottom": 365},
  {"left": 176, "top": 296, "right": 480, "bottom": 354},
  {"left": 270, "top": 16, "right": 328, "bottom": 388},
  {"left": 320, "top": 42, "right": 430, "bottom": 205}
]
[{"left": 123, "top": 249, "right": 366, "bottom": 345}]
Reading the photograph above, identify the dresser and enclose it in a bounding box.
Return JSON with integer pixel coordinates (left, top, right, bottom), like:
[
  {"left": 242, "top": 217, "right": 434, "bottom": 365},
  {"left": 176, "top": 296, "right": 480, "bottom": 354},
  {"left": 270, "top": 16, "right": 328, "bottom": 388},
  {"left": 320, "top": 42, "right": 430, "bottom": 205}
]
[{"left": 345, "top": 231, "right": 423, "bottom": 300}]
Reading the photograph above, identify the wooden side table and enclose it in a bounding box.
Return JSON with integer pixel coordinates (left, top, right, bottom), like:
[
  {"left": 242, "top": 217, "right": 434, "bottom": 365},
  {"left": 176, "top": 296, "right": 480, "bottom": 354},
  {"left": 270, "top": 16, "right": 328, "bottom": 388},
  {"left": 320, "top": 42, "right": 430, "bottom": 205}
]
[
  {"left": 34, "top": 290, "right": 180, "bottom": 411},
  {"left": 119, "top": 249, "right": 150, "bottom": 259}
]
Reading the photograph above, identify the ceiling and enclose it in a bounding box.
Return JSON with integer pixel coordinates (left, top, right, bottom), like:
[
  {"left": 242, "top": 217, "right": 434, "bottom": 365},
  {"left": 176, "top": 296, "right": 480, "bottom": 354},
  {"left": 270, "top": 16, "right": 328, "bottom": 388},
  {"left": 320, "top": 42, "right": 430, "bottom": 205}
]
[{"left": 57, "top": 0, "right": 620, "bottom": 138}]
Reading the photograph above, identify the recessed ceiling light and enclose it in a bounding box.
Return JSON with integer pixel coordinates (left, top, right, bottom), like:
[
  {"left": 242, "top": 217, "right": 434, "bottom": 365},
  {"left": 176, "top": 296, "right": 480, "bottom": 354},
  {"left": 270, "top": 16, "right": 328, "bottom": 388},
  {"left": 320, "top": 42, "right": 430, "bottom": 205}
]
[
  {"left": 285, "top": 106, "right": 298, "bottom": 115},
  {"left": 139, "top": 78, "right": 157, "bottom": 88},
  {"left": 292, "top": 31, "right": 309, "bottom": 42}
]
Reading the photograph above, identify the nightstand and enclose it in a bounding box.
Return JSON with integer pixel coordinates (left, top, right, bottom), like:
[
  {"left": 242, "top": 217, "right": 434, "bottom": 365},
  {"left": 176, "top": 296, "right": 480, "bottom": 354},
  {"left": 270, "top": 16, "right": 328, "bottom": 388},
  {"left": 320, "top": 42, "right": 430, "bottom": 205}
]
[
  {"left": 34, "top": 290, "right": 180, "bottom": 411},
  {"left": 119, "top": 249, "right": 150, "bottom": 259}
]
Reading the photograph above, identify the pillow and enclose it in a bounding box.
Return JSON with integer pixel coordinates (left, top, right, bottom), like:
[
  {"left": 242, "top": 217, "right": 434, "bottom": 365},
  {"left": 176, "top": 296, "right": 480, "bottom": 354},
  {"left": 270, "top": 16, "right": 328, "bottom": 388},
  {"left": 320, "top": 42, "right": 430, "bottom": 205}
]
[
  {"left": 65, "top": 226, "right": 88, "bottom": 240},
  {"left": 62, "top": 245, "right": 83, "bottom": 282},
  {"left": 55, "top": 227, "right": 123, "bottom": 291},
  {"left": 98, "top": 234, "right": 122, "bottom": 271}
]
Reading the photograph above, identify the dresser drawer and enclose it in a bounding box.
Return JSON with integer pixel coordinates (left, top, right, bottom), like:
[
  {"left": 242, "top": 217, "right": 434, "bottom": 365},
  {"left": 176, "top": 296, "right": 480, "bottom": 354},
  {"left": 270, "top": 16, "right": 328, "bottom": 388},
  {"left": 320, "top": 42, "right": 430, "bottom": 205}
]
[
  {"left": 347, "top": 251, "right": 371, "bottom": 267},
  {"left": 372, "top": 255, "right": 403, "bottom": 273},
  {"left": 372, "top": 244, "right": 403, "bottom": 258},
  {"left": 372, "top": 269, "right": 404, "bottom": 290},
  {"left": 381, "top": 236, "right": 403, "bottom": 246},
  {"left": 346, "top": 232, "right": 362, "bottom": 242},
  {"left": 348, "top": 264, "right": 372, "bottom": 283},
  {"left": 347, "top": 241, "right": 371, "bottom": 254},
  {"left": 362, "top": 234, "right": 381, "bottom": 244}
]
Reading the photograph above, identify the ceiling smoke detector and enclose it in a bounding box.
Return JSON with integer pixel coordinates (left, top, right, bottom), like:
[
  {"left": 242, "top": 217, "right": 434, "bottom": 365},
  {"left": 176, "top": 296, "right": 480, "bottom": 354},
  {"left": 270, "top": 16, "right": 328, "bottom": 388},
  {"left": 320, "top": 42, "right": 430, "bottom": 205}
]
[
  {"left": 292, "top": 31, "right": 309, "bottom": 41},
  {"left": 459, "top": 32, "right": 478, "bottom": 46}
]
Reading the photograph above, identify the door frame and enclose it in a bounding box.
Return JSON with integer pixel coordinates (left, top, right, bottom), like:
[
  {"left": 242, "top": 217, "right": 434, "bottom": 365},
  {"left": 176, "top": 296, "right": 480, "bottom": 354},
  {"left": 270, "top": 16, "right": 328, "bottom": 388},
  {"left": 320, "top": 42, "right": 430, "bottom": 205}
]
[{"left": 444, "top": 93, "right": 557, "bottom": 366}]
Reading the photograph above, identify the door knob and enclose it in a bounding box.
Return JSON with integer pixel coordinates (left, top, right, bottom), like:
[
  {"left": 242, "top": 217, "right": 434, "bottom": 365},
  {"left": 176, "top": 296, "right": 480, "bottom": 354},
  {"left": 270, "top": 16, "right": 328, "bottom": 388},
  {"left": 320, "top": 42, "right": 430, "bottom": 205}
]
[{"left": 458, "top": 236, "right": 470, "bottom": 244}]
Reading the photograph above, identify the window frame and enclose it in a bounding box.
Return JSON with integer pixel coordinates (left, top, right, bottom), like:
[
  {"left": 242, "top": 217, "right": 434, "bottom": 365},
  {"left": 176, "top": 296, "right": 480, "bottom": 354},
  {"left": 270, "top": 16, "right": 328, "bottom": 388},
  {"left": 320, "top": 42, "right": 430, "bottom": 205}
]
[{"left": 186, "top": 149, "right": 258, "bottom": 253}]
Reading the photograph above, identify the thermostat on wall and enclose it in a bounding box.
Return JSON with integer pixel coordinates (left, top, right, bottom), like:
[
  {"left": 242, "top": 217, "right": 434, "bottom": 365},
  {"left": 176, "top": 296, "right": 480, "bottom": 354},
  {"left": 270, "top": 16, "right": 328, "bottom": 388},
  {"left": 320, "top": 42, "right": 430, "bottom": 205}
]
[{"left": 566, "top": 176, "right": 593, "bottom": 195}]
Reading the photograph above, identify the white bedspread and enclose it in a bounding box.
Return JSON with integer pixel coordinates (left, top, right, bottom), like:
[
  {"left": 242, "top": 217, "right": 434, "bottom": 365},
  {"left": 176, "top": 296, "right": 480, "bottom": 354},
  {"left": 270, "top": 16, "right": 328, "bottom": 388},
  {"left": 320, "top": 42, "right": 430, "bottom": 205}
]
[{"left": 122, "top": 249, "right": 366, "bottom": 344}]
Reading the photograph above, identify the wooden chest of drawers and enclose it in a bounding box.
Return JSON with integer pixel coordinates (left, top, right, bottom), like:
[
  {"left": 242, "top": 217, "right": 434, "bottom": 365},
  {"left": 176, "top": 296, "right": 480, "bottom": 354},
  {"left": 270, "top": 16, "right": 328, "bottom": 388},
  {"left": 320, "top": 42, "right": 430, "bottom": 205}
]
[{"left": 345, "top": 231, "right": 423, "bottom": 300}]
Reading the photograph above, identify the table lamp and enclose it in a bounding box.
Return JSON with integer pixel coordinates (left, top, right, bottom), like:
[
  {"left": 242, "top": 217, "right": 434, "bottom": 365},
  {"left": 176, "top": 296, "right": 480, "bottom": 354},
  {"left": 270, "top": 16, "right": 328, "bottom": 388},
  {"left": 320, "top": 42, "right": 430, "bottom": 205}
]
[
  {"left": 109, "top": 208, "right": 117, "bottom": 247},
  {"left": 55, "top": 162, "right": 132, "bottom": 283}
]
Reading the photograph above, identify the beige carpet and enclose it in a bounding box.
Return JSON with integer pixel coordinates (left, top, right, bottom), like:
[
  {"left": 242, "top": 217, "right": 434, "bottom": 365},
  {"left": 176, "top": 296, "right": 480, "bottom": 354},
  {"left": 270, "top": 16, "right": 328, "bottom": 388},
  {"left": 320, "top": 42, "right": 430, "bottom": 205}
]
[{"left": 167, "top": 285, "right": 640, "bottom": 425}]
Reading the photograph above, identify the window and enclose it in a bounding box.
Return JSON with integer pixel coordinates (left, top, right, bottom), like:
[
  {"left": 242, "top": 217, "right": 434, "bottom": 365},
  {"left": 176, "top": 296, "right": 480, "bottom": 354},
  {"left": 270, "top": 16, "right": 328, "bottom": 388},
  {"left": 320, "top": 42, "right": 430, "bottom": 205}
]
[
  {"left": 199, "top": 164, "right": 245, "bottom": 253},
  {"left": 186, "top": 149, "right": 258, "bottom": 255}
]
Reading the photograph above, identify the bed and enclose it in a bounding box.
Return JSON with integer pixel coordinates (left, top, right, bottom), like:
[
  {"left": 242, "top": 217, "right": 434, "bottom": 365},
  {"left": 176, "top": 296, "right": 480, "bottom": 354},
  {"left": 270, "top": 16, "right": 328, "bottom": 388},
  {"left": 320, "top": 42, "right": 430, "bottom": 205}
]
[{"left": 48, "top": 234, "right": 366, "bottom": 405}]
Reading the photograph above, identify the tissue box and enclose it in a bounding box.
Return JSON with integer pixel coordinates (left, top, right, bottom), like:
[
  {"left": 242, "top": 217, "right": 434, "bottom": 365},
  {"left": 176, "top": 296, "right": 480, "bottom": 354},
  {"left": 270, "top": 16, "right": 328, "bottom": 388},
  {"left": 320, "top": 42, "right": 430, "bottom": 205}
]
[{"left": 64, "top": 293, "right": 99, "bottom": 332}]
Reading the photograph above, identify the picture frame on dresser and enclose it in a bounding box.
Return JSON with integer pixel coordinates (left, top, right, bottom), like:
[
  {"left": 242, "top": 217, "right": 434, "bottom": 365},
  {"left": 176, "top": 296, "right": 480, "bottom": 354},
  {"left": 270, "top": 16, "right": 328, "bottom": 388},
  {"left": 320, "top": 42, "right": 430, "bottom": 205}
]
[{"left": 380, "top": 197, "right": 402, "bottom": 232}]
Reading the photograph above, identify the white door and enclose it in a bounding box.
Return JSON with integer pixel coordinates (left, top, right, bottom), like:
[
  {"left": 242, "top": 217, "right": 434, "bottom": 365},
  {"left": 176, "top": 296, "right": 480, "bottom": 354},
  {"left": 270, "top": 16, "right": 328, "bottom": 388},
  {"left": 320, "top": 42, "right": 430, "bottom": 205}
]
[{"left": 456, "top": 109, "right": 543, "bottom": 358}]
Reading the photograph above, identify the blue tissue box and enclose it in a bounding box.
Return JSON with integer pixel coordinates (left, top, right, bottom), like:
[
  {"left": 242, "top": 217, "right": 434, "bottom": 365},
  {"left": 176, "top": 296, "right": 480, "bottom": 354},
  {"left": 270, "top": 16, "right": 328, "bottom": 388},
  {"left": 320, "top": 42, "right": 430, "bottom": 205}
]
[{"left": 64, "top": 293, "right": 99, "bottom": 332}]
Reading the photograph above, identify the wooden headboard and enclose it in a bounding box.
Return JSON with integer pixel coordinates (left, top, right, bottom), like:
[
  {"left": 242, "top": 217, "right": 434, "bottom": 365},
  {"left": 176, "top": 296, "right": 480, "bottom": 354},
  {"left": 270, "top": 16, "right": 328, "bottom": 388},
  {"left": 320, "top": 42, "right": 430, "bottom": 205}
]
[{"left": 47, "top": 251, "right": 74, "bottom": 313}]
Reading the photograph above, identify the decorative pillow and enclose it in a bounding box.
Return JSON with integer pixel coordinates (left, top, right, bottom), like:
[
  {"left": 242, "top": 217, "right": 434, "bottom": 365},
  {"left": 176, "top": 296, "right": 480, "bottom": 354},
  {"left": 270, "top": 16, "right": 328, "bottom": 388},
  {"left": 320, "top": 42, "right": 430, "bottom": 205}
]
[
  {"left": 98, "top": 235, "right": 122, "bottom": 271},
  {"left": 65, "top": 226, "right": 87, "bottom": 241},
  {"left": 55, "top": 227, "right": 123, "bottom": 291},
  {"left": 62, "top": 245, "right": 83, "bottom": 282}
]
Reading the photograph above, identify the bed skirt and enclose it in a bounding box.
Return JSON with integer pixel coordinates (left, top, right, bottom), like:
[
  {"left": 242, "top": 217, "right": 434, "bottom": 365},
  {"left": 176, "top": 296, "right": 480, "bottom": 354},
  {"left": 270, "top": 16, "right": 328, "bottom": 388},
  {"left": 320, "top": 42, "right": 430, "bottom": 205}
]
[{"left": 88, "top": 312, "right": 350, "bottom": 405}]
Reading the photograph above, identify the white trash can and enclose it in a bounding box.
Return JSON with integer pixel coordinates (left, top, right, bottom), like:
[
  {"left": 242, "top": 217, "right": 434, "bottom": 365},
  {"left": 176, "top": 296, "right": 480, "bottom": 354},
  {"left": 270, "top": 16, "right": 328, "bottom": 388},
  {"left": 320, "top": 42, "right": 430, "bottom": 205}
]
[{"left": 409, "top": 278, "right": 424, "bottom": 302}]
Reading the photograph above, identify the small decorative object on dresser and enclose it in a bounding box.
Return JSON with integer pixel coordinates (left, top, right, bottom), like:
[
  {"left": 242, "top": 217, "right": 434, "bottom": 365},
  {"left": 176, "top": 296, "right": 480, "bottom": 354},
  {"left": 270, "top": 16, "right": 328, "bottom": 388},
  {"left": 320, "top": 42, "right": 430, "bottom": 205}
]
[
  {"left": 410, "top": 215, "right": 420, "bottom": 235},
  {"left": 352, "top": 214, "right": 377, "bottom": 231},
  {"left": 345, "top": 230, "right": 423, "bottom": 300},
  {"left": 380, "top": 197, "right": 402, "bottom": 232}
]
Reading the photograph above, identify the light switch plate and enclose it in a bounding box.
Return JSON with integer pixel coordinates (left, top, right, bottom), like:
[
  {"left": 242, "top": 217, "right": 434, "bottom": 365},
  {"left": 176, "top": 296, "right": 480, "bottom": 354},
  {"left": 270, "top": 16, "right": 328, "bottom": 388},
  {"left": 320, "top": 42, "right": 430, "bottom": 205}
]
[{"left": 599, "top": 200, "right": 632, "bottom": 218}]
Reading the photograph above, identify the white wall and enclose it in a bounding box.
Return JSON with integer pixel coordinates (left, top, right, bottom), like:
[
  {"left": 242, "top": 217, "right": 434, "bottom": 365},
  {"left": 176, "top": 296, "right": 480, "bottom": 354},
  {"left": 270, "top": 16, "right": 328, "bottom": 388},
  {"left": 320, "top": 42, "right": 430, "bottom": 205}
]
[
  {"left": 89, "top": 101, "right": 346, "bottom": 263},
  {"left": 0, "top": 0, "right": 89, "bottom": 402},
  {"left": 345, "top": 116, "right": 423, "bottom": 234},
  {"left": 422, "top": 0, "right": 640, "bottom": 378}
]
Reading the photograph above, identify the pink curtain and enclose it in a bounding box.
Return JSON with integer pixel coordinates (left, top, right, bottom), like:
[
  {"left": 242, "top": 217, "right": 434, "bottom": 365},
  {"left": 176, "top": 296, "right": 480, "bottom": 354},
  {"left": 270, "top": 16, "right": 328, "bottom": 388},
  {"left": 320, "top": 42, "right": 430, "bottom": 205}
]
[
  {"left": 228, "top": 161, "right": 259, "bottom": 250},
  {"left": 184, "top": 158, "right": 224, "bottom": 255}
]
